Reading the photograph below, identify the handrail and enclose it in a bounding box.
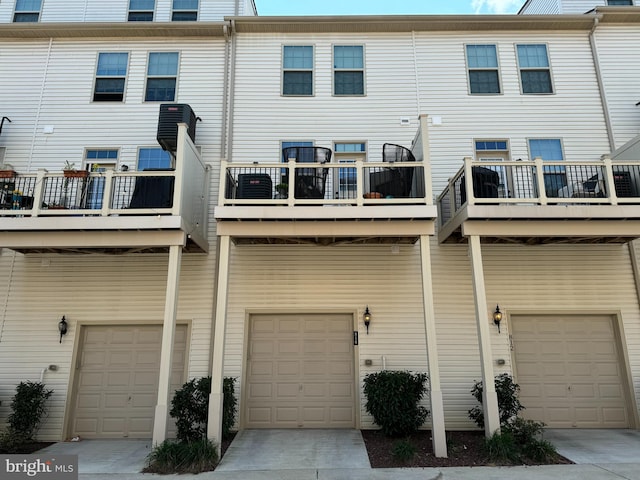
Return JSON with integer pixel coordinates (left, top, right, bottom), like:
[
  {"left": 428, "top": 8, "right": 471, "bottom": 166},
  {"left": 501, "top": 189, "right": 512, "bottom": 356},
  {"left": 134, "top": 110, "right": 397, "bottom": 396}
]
[{"left": 437, "top": 156, "right": 640, "bottom": 227}]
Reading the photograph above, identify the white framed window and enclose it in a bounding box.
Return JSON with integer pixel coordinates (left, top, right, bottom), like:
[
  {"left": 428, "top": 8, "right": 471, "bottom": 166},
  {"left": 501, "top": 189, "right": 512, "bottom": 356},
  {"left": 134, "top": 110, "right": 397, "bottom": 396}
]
[
  {"left": 93, "top": 53, "right": 129, "bottom": 102},
  {"left": 465, "top": 45, "right": 501, "bottom": 94},
  {"left": 282, "top": 46, "right": 313, "bottom": 96},
  {"left": 145, "top": 52, "right": 179, "bottom": 102},
  {"left": 172, "top": 0, "right": 198, "bottom": 21},
  {"left": 13, "top": 0, "right": 41, "bottom": 22},
  {"left": 333, "top": 45, "right": 364, "bottom": 96},
  {"left": 137, "top": 147, "right": 171, "bottom": 170},
  {"left": 128, "top": 0, "right": 155, "bottom": 21},
  {"left": 528, "top": 138, "right": 565, "bottom": 196},
  {"left": 517, "top": 44, "right": 553, "bottom": 94},
  {"left": 607, "top": 0, "right": 633, "bottom": 5}
]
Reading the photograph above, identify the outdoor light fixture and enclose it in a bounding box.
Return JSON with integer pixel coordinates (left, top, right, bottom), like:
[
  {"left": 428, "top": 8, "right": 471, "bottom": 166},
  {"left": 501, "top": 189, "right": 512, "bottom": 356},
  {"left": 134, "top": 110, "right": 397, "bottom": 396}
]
[
  {"left": 492, "top": 305, "right": 503, "bottom": 333},
  {"left": 363, "top": 306, "right": 372, "bottom": 334},
  {"left": 58, "top": 316, "right": 68, "bottom": 343}
]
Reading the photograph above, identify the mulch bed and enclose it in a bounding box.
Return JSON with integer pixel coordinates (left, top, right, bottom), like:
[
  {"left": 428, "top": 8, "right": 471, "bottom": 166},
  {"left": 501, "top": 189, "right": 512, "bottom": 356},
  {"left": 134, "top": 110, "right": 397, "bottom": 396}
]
[
  {"left": 361, "top": 430, "right": 573, "bottom": 468},
  {"left": 0, "top": 442, "right": 55, "bottom": 454}
]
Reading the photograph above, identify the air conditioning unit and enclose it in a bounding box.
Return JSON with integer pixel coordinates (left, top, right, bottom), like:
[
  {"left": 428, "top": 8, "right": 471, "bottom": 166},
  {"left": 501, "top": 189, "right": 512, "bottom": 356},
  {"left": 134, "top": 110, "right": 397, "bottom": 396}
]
[
  {"left": 156, "top": 104, "right": 198, "bottom": 153},
  {"left": 236, "top": 174, "right": 273, "bottom": 199}
]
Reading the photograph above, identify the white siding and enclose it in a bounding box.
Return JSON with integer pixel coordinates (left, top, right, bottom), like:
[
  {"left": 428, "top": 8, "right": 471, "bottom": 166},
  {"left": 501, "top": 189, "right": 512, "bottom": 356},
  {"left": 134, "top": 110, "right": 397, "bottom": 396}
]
[
  {"left": 594, "top": 26, "right": 640, "bottom": 150},
  {"left": 221, "top": 241, "right": 640, "bottom": 430},
  {"left": 0, "top": 0, "right": 254, "bottom": 23},
  {"left": 413, "top": 32, "right": 610, "bottom": 193},
  {"left": 0, "top": 39, "right": 225, "bottom": 173},
  {"left": 560, "top": 0, "right": 608, "bottom": 13},
  {"left": 0, "top": 251, "right": 217, "bottom": 441},
  {"left": 520, "top": 0, "right": 562, "bottom": 14},
  {"left": 232, "top": 33, "right": 424, "bottom": 165}
]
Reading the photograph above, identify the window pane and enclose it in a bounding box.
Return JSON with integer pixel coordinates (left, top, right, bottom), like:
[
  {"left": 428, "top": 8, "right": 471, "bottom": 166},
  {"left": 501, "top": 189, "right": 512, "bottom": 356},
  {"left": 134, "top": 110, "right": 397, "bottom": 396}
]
[
  {"left": 335, "top": 143, "right": 365, "bottom": 153},
  {"left": 97, "top": 53, "right": 128, "bottom": 76},
  {"left": 517, "top": 44, "right": 549, "bottom": 68},
  {"left": 607, "top": 0, "right": 632, "bottom": 4},
  {"left": 466, "top": 45, "right": 497, "bottom": 68},
  {"left": 128, "top": 11, "right": 153, "bottom": 20},
  {"left": 138, "top": 148, "right": 171, "bottom": 170},
  {"left": 173, "top": 0, "right": 198, "bottom": 8},
  {"left": 130, "top": 0, "right": 154, "bottom": 9},
  {"left": 529, "top": 139, "right": 563, "bottom": 160},
  {"left": 469, "top": 70, "right": 500, "bottom": 94},
  {"left": 15, "top": 0, "right": 41, "bottom": 10},
  {"left": 282, "top": 141, "right": 313, "bottom": 162},
  {"left": 521, "top": 70, "right": 552, "bottom": 94},
  {"left": 334, "top": 46, "right": 363, "bottom": 69},
  {"left": 335, "top": 71, "right": 364, "bottom": 95},
  {"left": 13, "top": 12, "right": 38, "bottom": 21},
  {"left": 172, "top": 11, "right": 197, "bottom": 20},
  {"left": 94, "top": 78, "right": 125, "bottom": 95},
  {"left": 145, "top": 78, "right": 176, "bottom": 101},
  {"left": 283, "top": 46, "right": 313, "bottom": 69},
  {"left": 148, "top": 53, "right": 178, "bottom": 75},
  {"left": 283, "top": 71, "right": 312, "bottom": 96}
]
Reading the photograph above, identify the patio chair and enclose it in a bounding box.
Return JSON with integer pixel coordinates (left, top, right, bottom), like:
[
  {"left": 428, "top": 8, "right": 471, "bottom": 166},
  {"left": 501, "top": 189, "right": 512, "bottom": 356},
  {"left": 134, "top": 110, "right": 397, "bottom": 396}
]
[
  {"left": 282, "top": 146, "right": 331, "bottom": 199},
  {"left": 369, "top": 143, "right": 417, "bottom": 198}
]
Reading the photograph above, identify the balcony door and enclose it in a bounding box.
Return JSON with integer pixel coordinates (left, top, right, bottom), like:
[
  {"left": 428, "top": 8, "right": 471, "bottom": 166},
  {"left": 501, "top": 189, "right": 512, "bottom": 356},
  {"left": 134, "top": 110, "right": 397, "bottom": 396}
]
[
  {"left": 475, "top": 140, "right": 510, "bottom": 198},
  {"left": 85, "top": 149, "right": 118, "bottom": 209},
  {"left": 333, "top": 143, "right": 366, "bottom": 200}
]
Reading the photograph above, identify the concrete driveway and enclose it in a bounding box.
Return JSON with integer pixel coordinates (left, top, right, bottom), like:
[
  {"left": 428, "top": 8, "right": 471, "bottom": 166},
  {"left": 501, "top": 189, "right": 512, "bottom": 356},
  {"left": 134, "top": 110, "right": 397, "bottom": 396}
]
[{"left": 35, "top": 428, "right": 640, "bottom": 476}]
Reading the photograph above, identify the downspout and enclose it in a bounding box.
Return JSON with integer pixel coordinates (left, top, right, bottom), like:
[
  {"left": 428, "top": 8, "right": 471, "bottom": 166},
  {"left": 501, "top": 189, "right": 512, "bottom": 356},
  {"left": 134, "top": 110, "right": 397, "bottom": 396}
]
[
  {"left": 234, "top": 0, "right": 239, "bottom": 16},
  {"left": 226, "top": 20, "right": 238, "bottom": 163},
  {"left": 29, "top": 38, "right": 53, "bottom": 171},
  {"left": 589, "top": 16, "right": 615, "bottom": 153},
  {"left": 220, "top": 24, "right": 231, "bottom": 159}
]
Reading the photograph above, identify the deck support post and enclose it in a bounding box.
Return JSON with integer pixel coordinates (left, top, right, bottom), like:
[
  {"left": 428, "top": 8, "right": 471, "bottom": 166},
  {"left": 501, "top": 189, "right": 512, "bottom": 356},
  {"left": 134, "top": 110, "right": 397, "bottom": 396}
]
[
  {"left": 152, "top": 244, "right": 183, "bottom": 446},
  {"left": 468, "top": 235, "right": 501, "bottom": 437},
  {"left": 419, "top": 235, "right": 447, "bottom": 457},
  {"left": 208, "top": 235, "right": 231, "bottom": 457}
]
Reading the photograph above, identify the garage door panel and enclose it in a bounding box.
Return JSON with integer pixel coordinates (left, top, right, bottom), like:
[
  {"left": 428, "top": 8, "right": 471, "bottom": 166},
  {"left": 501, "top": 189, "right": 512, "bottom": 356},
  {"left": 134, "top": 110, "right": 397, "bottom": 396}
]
[
  {"left": 513, "top": 315, "right": 630, "bottom": 428},
  {"left": 246, "top": 314, "right": 354, "bottom": 428},
  {"left": 72, "top": 325, "right": 186, "bottom": 438}
]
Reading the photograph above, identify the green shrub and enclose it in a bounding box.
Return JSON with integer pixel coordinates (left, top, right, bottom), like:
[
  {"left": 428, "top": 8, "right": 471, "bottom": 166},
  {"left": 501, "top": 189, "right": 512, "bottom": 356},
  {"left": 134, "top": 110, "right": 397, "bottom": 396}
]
[
  {"left": 144, "top": 438, "right": 218, "bottom": 474},
  {"left": 391, "top": 438, "right": 417, "bottom": 462},
  {"left": 222, "top": 377, "right": 237, "bottom": 440},
  {"left": 468, "top": 373, "right": 524, "bottom": 430},
  {"left": 504, "top": 417, "right": 558, "bottom": 463},
  {"left": 6, "top": 381, "right": 53, "bottom": 444},
  {"left": 170, "top": 376, "right": 237, "bottom": 443},
  {"left": 523, "top": 438, "right": 559, "bottom": 463},
  {"left": 484, "top": 431, "right": 521, "bottom": 464},
  {"left": 363, "top": 370, "right": 429, "bottom": 437}
]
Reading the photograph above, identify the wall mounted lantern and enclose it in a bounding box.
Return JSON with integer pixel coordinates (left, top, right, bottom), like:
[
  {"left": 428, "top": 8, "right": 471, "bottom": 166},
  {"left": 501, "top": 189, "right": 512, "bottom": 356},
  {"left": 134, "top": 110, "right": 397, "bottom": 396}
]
[
  {"left": 363, "top": 306, "right": 372, "bottom": 334},
  {"left": 58, "top": 315, "right": 68, "bottom": 343},
  {"left": 492, "top": 305, "right": 503, "bottom": 333}
]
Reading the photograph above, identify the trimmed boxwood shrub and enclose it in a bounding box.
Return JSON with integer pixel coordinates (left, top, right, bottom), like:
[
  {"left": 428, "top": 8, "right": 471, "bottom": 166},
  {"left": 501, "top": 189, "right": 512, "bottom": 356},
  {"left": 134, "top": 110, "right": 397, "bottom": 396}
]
[
  {"left": 363, "top": 370, "right": 429, "bottom": 437},
  {"left": 468, "top": 373, "right": 524, "bottom": 429}
]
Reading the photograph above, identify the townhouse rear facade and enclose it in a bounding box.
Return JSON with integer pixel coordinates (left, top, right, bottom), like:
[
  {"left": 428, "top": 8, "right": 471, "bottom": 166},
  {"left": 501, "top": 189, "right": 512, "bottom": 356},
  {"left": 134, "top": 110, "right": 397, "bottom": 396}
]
[{"left": 0, "top": 0, "right": 639, "bottom": 458}]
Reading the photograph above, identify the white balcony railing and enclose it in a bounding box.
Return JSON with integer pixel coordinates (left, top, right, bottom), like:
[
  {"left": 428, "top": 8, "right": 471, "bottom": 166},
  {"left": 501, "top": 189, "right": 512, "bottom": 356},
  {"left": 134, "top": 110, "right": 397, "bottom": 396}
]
[
  {"left": 219, "top": 159, "right": 431, "bottom": 207},
  {"left": 437, "top": 156, "right": 640, "bottom": 226}
]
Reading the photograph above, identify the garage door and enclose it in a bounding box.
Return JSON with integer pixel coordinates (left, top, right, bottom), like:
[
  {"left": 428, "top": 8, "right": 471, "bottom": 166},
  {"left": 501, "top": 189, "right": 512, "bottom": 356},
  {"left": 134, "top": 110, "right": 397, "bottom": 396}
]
[
  {"left": 512, "top": 314, "right": 631, "bottom": 428},
  {"left": 245, "top": 313, "right": 355, "bottom": 428},
  {"left": 71, "top": 325, "right": 187, "bottom": 438}
]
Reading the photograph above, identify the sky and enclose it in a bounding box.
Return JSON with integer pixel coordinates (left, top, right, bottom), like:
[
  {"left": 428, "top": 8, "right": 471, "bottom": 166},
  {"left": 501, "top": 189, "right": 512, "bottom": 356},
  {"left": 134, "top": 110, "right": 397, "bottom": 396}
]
[{"left": 252, "top": 0, "right": 526, "bottom": 16}]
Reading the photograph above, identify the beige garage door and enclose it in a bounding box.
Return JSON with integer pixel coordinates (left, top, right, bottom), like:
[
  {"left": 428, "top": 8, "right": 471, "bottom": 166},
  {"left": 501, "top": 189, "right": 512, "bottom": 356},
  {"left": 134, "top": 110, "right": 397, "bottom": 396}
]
[
  {"left": 245, "top": 313, "right": 355, "bottom": 428},
  {"left": 71, "top": 325, "right": 187, "bottom": 438},
  {"left": 512, "top": 314, "right": 631, "bottom": 428}
]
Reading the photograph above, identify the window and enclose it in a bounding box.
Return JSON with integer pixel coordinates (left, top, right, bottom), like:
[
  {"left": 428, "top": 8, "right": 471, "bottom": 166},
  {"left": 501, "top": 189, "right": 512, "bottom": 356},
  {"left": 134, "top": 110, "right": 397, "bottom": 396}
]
[
  {"left": 128, "top": 0, "right": 154, "bottom": 21},
  {"left": 93, "top": 53, "right": 129, "bottom": 102},
  {"left": 333, "top": 46, "right": 364, "bottom": 96},
  {"left": 517, "top": 44, "right": 553, "bottom": 94},
  {"left": 138, "top": 148, "right": 171, "bottom": 170},
  {"left": 145, "top": 52, "right": 179, "bottom": 102},
  {"left": 529, "top": 139, "right": 565, "bottom": 196},
  {"left": 466, "top": 45, "right": 501, "bottom": 94},
  {"left": 283, "top": 46, "right": 313, "bottom": 96},
  {"left": 607, "top": 0, "right": 632, "bottom": 5},
  {"left": 172, "top": 0, "right": 198, "bottom": 21},
  {"left": 13, "top": 0, "right": 41, "bottom": 22}
]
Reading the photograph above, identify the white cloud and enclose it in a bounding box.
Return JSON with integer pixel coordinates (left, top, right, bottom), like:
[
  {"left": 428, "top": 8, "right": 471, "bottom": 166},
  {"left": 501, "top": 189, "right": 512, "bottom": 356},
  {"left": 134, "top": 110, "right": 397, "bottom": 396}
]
[{"left": 471, "top": 0, "right": 521, "bottom": 14}]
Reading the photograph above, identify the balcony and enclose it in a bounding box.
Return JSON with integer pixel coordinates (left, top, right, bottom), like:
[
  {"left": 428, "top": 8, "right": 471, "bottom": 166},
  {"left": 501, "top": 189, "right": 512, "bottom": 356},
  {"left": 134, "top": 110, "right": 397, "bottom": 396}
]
[
  {"left": 214, "top": 121, "right": 437, "bottom": 245},
  {"left": 437, "top": 156, "right": 640, "bottom": 244},
  {"left": 0, "top": 125, "right": 209, "bottom": 254}
]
